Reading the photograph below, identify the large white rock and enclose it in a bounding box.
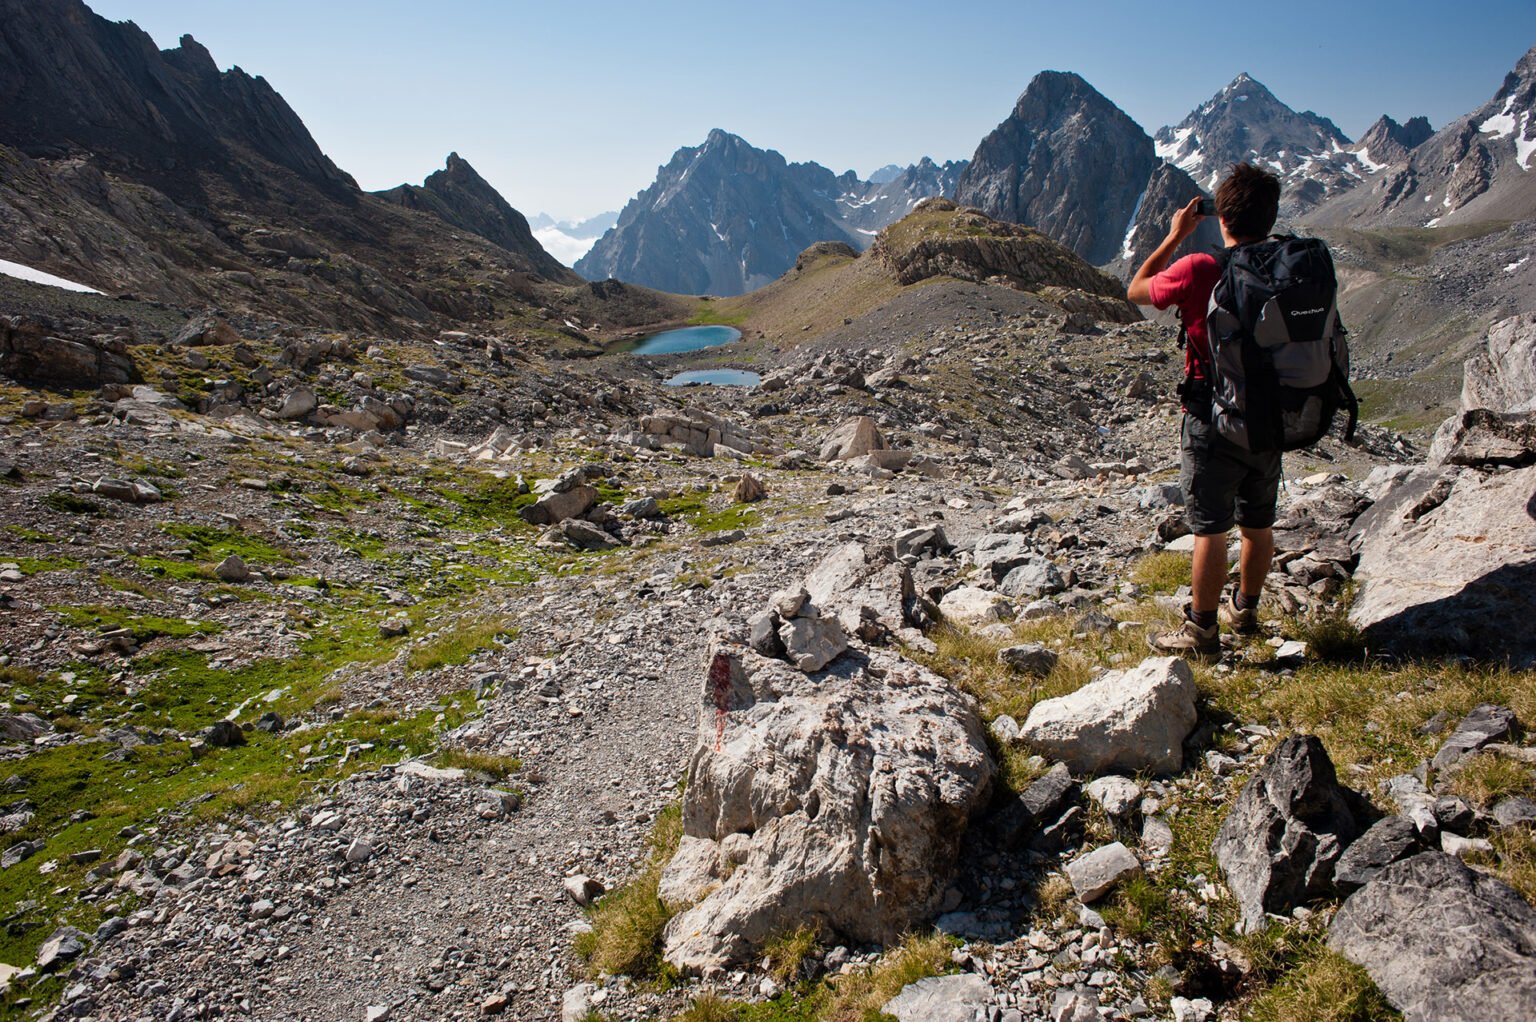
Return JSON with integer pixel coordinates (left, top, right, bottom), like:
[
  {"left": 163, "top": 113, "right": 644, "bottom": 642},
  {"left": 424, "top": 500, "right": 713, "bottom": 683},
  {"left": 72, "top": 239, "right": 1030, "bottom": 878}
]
[
  {"left": 1348, "top": 465, "right": 1536, "bottom": 666},
  {"left": 778, "top": 614, "right": 848, "bottom": 672},
  {"left": 801, "top": 542, "right": 918, "bottom": 642},
  {"left": 939, "top": 586, "right": 1014, "bottom": 627},
  {"left": 883, "top": 973, "right": 993, "bottom": 1022},
  {"left": 1065, "top": 841, "right": 1142, "bottom": 903},
  {"left": 659, "top": 645, "right": 994, "bottom": 972},
  {"left": 1019, "top": 657, "right": 1197, "bottom": 774},
  {"left": 819, "top": 416, "right": 887, "bottom": 462}
]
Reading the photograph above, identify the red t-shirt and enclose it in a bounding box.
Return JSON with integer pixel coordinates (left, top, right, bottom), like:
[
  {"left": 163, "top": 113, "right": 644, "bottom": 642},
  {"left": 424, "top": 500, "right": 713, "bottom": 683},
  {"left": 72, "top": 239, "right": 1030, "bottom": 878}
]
[{"left": 1148, "top": 252, "right": 1221, "bottom": 380}]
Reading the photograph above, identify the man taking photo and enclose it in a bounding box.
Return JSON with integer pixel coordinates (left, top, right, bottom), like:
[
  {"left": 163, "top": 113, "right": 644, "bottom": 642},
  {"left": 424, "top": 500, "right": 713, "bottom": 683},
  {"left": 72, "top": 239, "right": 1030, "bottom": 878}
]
[{"left": 1126, "top": 163, "right": 1283, "bottom": 655}]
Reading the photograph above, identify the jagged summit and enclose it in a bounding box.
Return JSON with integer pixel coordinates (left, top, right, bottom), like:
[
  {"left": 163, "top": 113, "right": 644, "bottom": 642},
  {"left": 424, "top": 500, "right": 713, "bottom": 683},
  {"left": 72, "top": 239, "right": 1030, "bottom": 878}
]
[
  {"left": 1353, "top": 114, "right": 1434, "bottom": 170},
  {"left": 0, "top": 0, "right": 355, "bottom": 199},
  {"left": 375, "top": 153, "right": 571, "bottom": 278},
  {"left": 575, "top": 132, "right": 962, "bottom": 295},
  {"left": 957, "top": 70, "right": 1156, "bottom": 265},
  {"left": 1319, "top": 43, "right": 1536, "bottom": 226}
]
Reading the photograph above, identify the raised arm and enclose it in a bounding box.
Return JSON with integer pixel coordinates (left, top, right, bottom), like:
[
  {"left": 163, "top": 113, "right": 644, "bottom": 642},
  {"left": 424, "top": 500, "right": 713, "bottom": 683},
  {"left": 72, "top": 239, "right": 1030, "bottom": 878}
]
[{"left": 1126, "top": 196, "right": 1206, "bottom": 306}]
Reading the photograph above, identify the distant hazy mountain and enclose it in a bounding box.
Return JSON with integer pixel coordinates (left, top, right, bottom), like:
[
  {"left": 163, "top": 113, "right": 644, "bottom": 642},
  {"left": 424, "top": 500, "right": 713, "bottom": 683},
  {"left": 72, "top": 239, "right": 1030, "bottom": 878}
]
[
  {"left": 957, "top": 71, "right": 1158, "bottom": 266},
  {"left": 867, "top": 164, "right": 905, "bottom": 185},
  {"left": 841, "top": 158, "right": 969, "bottom": 240},
  {"left": 1309, "top": 45, "right": 1536, "bottom": 227},
  {"left": 576, "top": 130, "right": 961, "bottom": 295},
  {"left": 527, "top": 211, "right": 618, "bottom": 266}
]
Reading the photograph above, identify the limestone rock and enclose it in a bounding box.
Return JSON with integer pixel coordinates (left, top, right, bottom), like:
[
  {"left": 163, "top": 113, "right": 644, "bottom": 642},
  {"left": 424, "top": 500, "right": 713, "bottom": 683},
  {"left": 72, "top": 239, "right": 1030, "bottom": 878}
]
[
  {"left": 883, "top": 973, "right": 993, "bottom": 1022},
  {"left": 171, "top": 314, "right": 240, "bottom": 347},
  {"left": 997, "top": 642, "right": 1057, "bottom": 678},
  {"left": 1213, "top": 735, "right": 1368, "bottom": 933},
  {"left": 1065, "top": 841, "right": 1141, "bottom": 903},
  {"left": 819, "top": 416, "right": 886, "bottom": 462},
  {"left": 1329, "top": 851, "right": 1536, "bottom": 1022},
  {"left": 1332, "top": 816, "right": 1423, "bottom": 894},
  {"left": 734, "top": 473, "right": 766, "bottom": 503},
  {"left": 558, "top": 519, "right": 622, "bottom": 551},
  {"left": 659, "top": 645, "right": 994, "bottom": 972},
  {"left": 801, "top": 542, "right": 919, "bottom": 642},
  {"left": 1018, "top": 657, "right": 1196, "bottom": 775},
  {"left": 1083, "top": 776, "right": 1141, "bottom": 819},
  {"left": 778, "top": 614, "right": 848, "bottom": 673},
  {"left": 939, "top": 586, "right": 1014, "bottom": 627},
  {"left": 1348, "top": 465, "right": 1536, "bottom": 666},
  {"left": 214, "top": 555, "right": 250, "bottom": 582},
  {"left": 276, "top": 386, "right": 317, "bottom": 420},
  {"left": 1430, "top": 704, "right": 1519, "bottom": 773},
  {"left": 519, "top": 484, "right": 597, "bottom": 526},
  {"left": 997, "top": 556, "right": 1066, "bottom": 599}
]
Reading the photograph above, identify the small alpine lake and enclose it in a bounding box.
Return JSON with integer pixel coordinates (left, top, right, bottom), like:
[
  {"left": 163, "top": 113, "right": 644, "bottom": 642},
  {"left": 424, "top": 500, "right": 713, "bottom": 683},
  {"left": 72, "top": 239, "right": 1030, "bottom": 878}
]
[
  {"left": 626, "top": 324, "right": 741, "bottom": 355},
  {"left": 664, "top": 369, "right": 761, "bottom": 388}
]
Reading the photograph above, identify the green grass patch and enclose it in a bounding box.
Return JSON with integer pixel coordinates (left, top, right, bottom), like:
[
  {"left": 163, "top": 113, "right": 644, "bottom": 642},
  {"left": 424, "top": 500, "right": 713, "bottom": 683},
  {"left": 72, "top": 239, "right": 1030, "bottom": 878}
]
[
  {"left": 1246, "top": 943, "right": 1399, "bottom": 1022},
  {"left": 574, "top": 802, "right": 685, "bottom": 982},
  {"left": 52, "top": 605, "right": 222, "bottom": 642},
  {"left": 434, "top": 748, "right": 522, "bottom": 781},
  {"left": 1129, "top": 551, "right": 1191, "bottom": 594},
  {"left": 43, "top": 491, "right": 106, "bottom": 516},
  {"left": 405, "top": 615, "right": 517, "bottom": 673},
  {"left": 3, "top": 525, "right": 57, "bottom": 543},
  {"left": 658, "top": 494, "right": 761, "bottom": 534},
  {"left": 159, "top": 523, "right": 294, "bottom": 565}
]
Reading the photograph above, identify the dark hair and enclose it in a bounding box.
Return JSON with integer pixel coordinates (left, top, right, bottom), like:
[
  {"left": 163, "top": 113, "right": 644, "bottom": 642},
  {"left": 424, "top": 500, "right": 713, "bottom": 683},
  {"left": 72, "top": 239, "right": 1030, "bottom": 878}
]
[{"left": 1215, "top": 163, "right": 1280, "bottom": 240}]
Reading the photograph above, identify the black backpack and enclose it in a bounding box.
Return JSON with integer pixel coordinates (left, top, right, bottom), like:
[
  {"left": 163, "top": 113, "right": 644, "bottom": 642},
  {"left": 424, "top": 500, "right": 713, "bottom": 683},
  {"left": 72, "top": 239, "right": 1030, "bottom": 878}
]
[{"left": 1199, "top": 236, "right": 1358, "bottom": 453}]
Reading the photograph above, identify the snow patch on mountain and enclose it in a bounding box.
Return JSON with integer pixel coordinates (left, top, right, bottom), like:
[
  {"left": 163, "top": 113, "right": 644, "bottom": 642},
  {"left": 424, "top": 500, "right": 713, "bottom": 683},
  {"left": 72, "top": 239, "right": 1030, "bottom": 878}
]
[{"left": 0, "top": 258, "right": 101, "bottom": 293}]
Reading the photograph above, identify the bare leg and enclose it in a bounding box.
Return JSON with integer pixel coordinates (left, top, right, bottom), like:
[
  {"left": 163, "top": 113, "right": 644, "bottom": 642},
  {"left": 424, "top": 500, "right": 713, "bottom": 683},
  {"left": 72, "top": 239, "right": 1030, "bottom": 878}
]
[
  {"left": 1237, "top": 526, "right": 1274, "bottom": 600},
  {"left": 1191, "top": 533, "right": 1228, "bottom": 614}
]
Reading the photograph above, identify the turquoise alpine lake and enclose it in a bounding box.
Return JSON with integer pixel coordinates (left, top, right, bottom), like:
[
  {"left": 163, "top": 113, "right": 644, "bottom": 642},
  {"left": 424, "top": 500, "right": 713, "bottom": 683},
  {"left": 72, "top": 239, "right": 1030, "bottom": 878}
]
[
  {"left": 628, "top": 324, "right": 741, "bottom": 355},
  {"left": 664, "top": 369, "right": 761, "bottom": 388}
]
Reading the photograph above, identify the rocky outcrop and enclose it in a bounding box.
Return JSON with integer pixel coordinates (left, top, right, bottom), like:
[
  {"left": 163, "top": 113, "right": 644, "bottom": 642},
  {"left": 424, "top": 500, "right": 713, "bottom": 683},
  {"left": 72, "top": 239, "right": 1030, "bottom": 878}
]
[
  {"left": 1329, "top": 852, "right": 1536, "bottom": 1022},
  {"left": 819, "top": 416, "right": 887, "bottom": 461},
  {"left": 636, "top": 408, "right": 772, "bottom": 459},
  {"left": 0, "top": 316, "right": 136, "bottom": 387},
  {"left": 1113, "top": 162, "right": 1223, "bottom": 275},
  {"left": 1353, "top": 114, "right": 1434, "bottom": 168},
  {"left": 1213, "top": 736, "right": 1368, "bottom": 933},
  {"left": 1017, "top": 657, "right": 1197, "bottom": 775},
  {"left": 658, "top": 644, "right": 994, "bottom": 972},
  {"left": 870, "top": 200, "right": 1137, "bottom": 318},
  {"left": 800, "top": 541, "right": 922, "bottom": 644},
  {"left": 957, "top": 71, "right": 1157, "bottom": 266},
  {"left": 1350, "top": 315, "right": 1536, "bottom": 664}
]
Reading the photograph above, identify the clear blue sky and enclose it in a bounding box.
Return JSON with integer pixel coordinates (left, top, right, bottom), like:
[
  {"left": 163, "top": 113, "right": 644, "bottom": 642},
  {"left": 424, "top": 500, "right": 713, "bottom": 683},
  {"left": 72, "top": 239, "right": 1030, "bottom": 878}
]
[{"left": 85, "top": 0, "right": 1535, "bottom": 220}]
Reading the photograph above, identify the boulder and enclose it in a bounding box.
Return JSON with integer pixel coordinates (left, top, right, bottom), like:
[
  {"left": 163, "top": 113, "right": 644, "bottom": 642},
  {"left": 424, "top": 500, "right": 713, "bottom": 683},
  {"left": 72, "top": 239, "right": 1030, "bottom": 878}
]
[
  {"left": 882, "top": 973, "right": 993, "bottom": 1022},
  {"left": 171, "top": 314, "right": 240, "bottom": 347},
  {"left": 997, "top": 642, "right": 1058, "bottom": 678},
  {"left": 1459, "top": 313, "right": 1536, "bottom": 415},
  {"left": 0, "top": 713, "right": 52, "bottom": 742},
  {"left": 997, "top": 557, "right": 1066, "bottom": 599},
  {"left": 987, "top": 762, "right": 1078, "bottom": 847},
  {"left": 972, "top": 534, "right": 1034, "bottom": 579},
  {"left": 1018, "top": 657, "right": 1197, "bottom": 775},
  {"left": 819, "top": 416, "right": 886, "bottom": 462},
  {"left": 734, "top": 473, "right": 766, "bottom": 503},
  {"left": 214, "top": 555, "right": 250, "bottom": 582},
  {"left": 778, "top": 614, "right": 848, "bottom": 672},
  {"left": 893, "top": 525, "right": 949, "bottom": 560},
  {"left": 1332, "top": 816, "right": 1423, "bottom": 894},
  {"left": 0, "top": 317, "right": 135, "bottom": 387},
  {"left": 1065, "top": 841, "right": 1141, "bottom": 903},
  {"left": 1329, "top": 851, "right": 1536, "bottom": 1022},
  {"left": 801, "top": 542, "right": 919, "bottom": 642},
  {"left": 1212, "top": 735, "right": 1368, "bottom": 933},
  {"left": 659, "top": 645, "right": 994, "bottom": 972},
  {"left": 1083, "top": 775, "right": 1141, "bottom": 819},
  {"left": 558, "top": 519, "right": 622, "bottom": 551},
  {"left": 1430, "top": 704, "right": 1519, "bottom": 773},
  {"left": 276, "top": 386, "right": 317, "bottom": 420},
  {"left": 519, "top": 484, "right": 597, "bottom": 526},
  {"left": 938, "top": 586, "right": 1014, "bottom": 627},
  {"left": 1348, "top": 465, "right": 1536, "bottom": 665}
]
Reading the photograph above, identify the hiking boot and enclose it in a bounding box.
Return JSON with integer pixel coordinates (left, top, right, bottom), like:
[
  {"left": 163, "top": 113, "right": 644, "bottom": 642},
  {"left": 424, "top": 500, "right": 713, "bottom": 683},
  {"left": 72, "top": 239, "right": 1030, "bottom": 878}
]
[
  {"left": 1220, "top": 594, "right": 1260, "bottom": 636},
  {"left": 1147, "top": 611, "right": 1220, "bottom": 657}
]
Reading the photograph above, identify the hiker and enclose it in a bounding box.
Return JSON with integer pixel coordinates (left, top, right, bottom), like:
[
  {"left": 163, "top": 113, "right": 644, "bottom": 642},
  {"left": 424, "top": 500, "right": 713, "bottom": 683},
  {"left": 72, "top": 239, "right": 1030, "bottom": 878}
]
[{"left": 1126, "top": 163, "right": 1283, "bottom": 655}]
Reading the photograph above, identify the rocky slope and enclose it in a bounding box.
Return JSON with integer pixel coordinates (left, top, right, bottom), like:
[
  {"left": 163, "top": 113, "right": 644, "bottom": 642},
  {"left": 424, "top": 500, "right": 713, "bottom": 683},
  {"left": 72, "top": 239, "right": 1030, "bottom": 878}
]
[
  {"left": 1152, "top": 73, "right": 1363, "bottom": 216},
  {"left": 1306, "top": 45, "right": 1536, "bottom": 229},
  {"left": 0, "top": 0, "right": 645, "bottom": 340}
]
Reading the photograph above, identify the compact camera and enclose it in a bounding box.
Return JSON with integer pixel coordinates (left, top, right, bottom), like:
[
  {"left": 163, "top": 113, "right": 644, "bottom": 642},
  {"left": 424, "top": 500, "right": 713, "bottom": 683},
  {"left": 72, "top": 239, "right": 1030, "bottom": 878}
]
[{"left": 1197, "top": 198, "right": 1217, "bottom": 217}]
